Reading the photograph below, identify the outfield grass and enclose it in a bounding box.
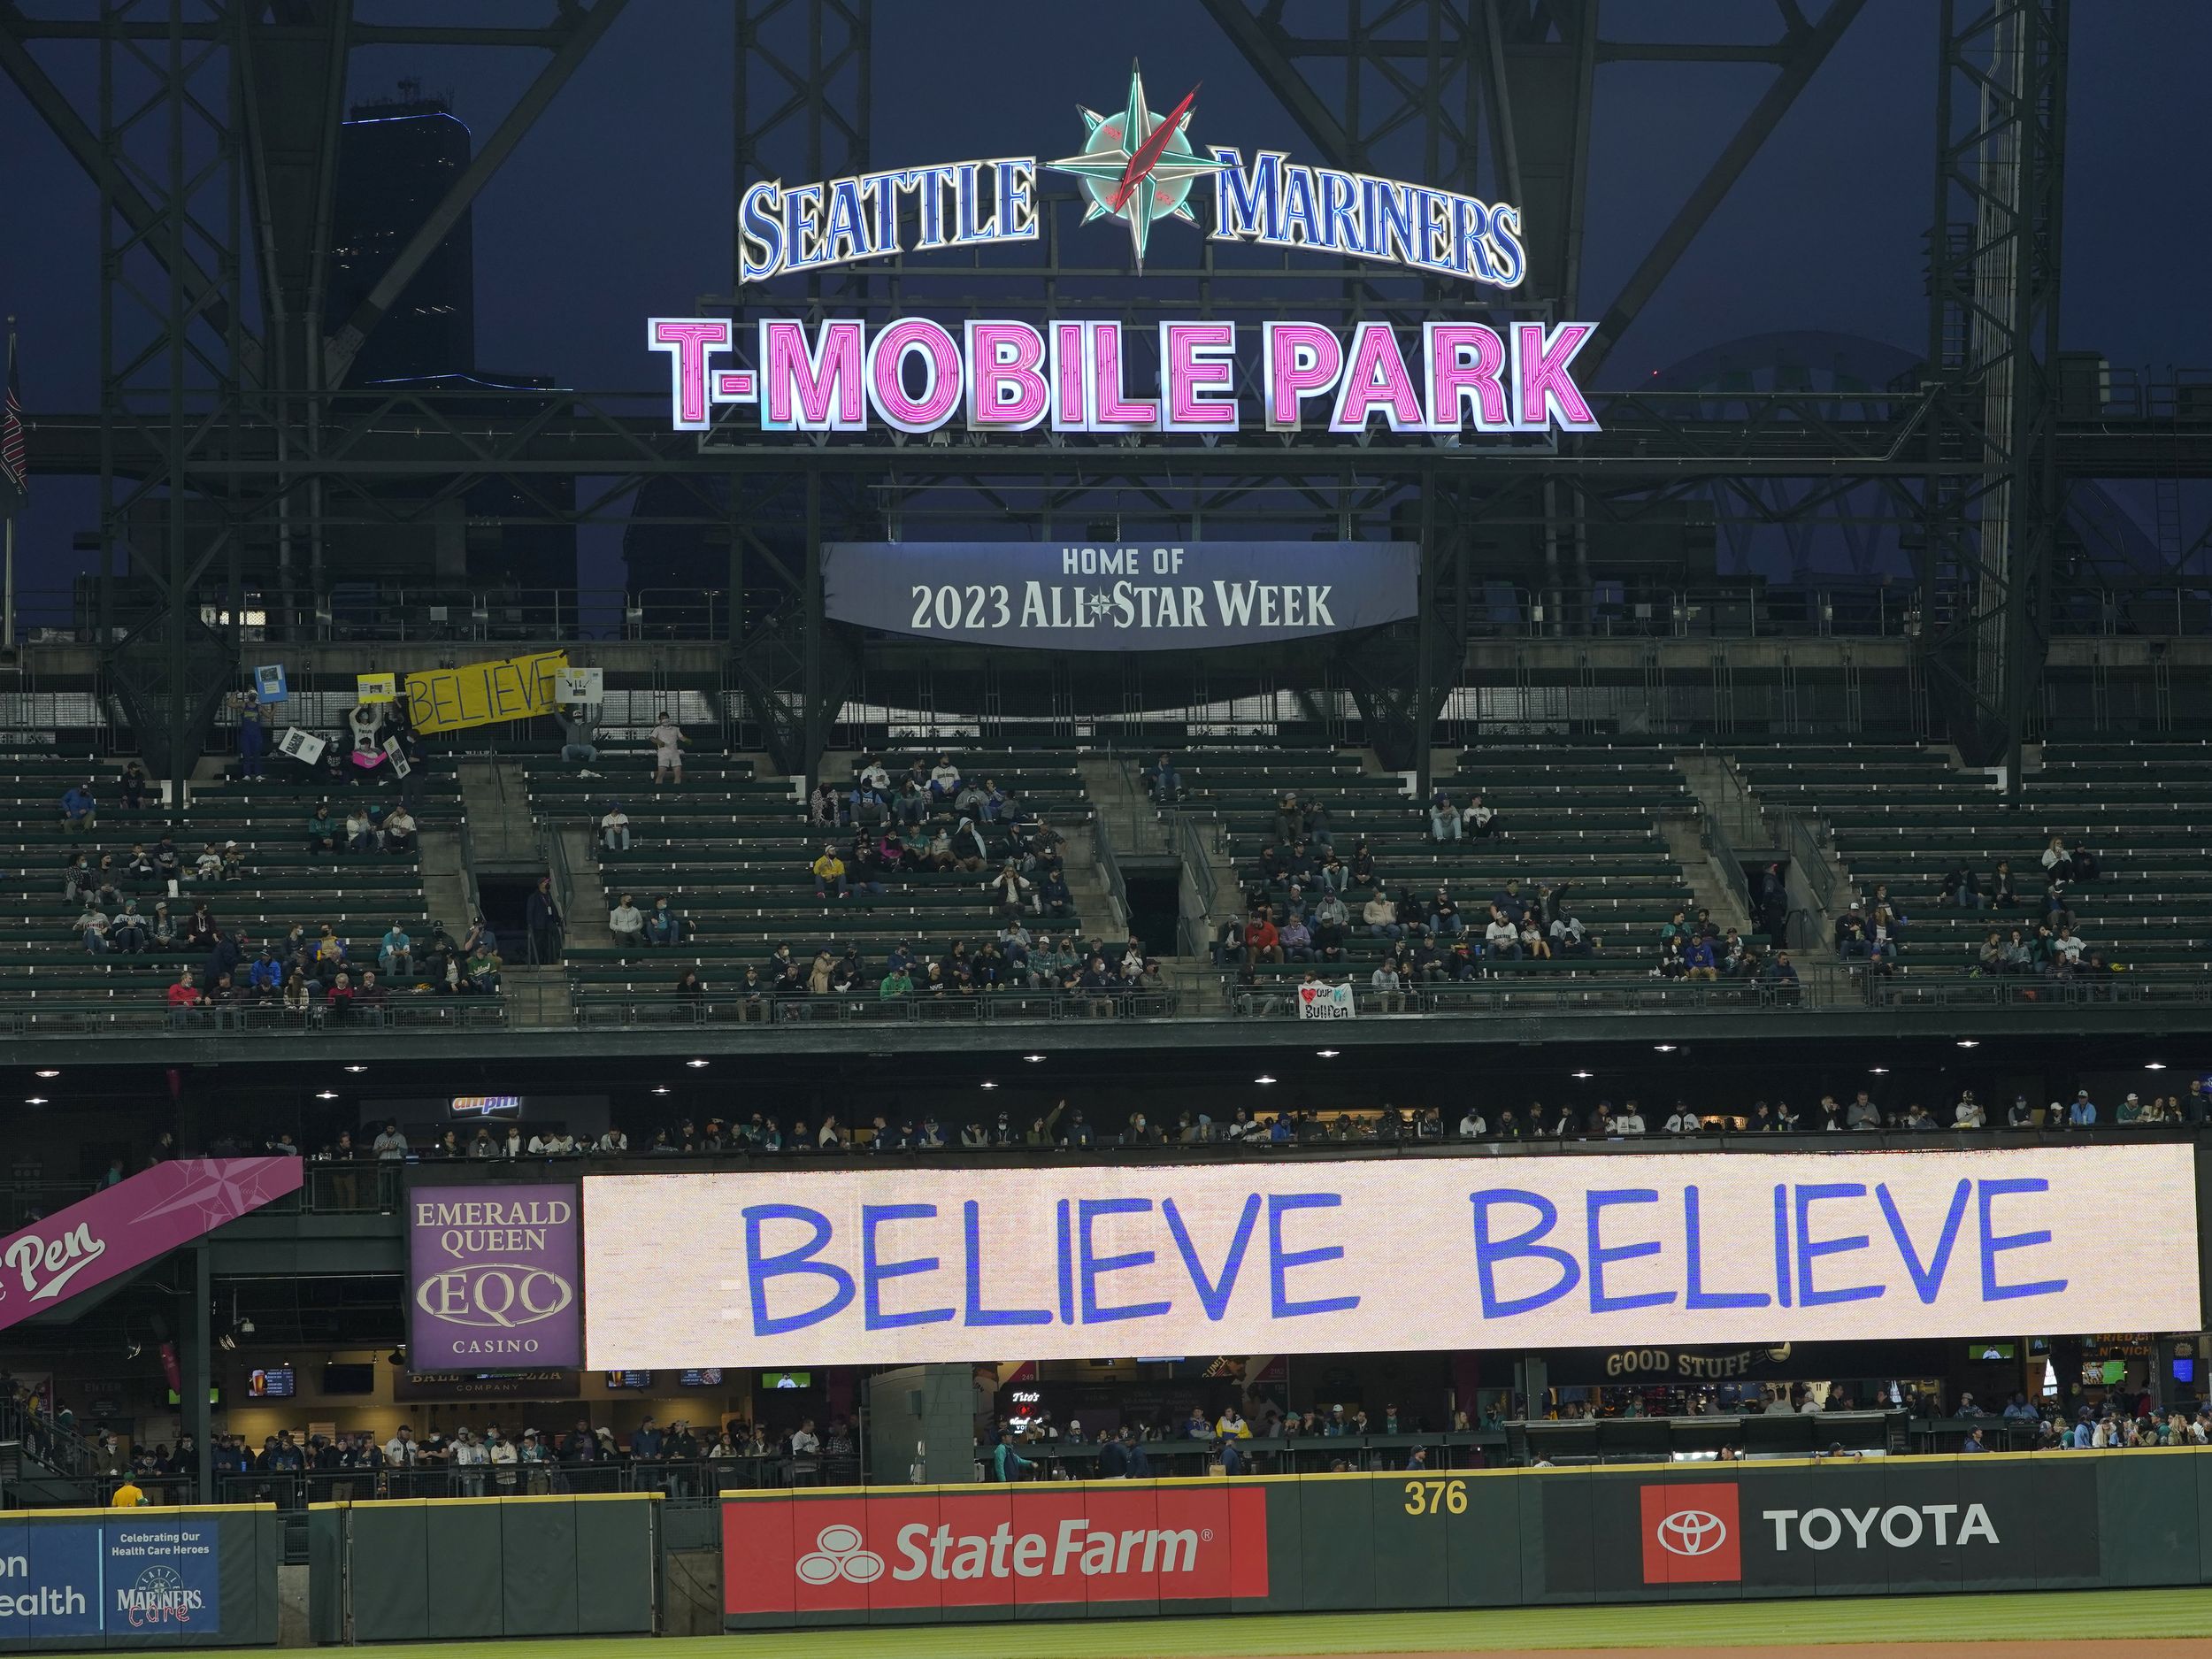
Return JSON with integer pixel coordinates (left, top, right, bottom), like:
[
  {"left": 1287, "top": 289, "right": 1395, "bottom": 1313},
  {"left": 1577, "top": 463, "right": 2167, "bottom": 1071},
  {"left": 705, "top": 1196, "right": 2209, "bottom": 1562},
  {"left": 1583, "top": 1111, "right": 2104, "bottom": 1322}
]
[{"left": 206, "top": 1586, "right": 2212, "bottom": 1657}]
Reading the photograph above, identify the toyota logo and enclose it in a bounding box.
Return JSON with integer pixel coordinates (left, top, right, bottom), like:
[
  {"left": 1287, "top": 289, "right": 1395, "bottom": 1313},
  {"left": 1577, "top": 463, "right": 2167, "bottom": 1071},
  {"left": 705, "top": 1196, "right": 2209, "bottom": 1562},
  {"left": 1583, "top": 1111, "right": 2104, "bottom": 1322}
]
[
  {"left": 1655, "top": 1509, "right": 1728, "bottom": 1556},
  {"left": 795, "top": 1524, "right": 885, "bottom": 1586}
]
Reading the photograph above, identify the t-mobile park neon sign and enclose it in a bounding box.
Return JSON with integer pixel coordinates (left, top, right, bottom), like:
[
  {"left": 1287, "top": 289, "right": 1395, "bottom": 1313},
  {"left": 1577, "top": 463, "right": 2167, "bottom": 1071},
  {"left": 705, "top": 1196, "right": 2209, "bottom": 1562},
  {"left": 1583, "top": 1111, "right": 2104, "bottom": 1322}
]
[
  {"left": 730, "top": 63, "right": 1526, "bottom": 285},
  {"left": 648, "top": 317, "right": 1598, "bottom": 439}
]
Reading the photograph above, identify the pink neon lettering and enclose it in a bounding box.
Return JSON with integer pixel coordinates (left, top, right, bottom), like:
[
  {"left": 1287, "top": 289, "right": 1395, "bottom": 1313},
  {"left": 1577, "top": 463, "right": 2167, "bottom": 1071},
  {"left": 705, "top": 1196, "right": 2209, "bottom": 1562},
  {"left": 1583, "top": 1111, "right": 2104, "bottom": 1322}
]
[
  {"left": 1163, "top": 323, "right": 1236, "bottom": 427},
  {"left": 969, "top": 322, "right": 1048, "bottom": 428},
  {"left": 715, "top": 371, "right": 756, "bottom": 399},
  {"left": 1333, "top": 323, "right": 1424, "bottom": 431},
  {"left": 1267, "top": 324, "right": 1342, "bottom": 429},
  {"left": 653, "top": 320, "right": 729, "bottom": 427},
  {"left": 764, "top": 319, "right": 864, "bottom": 428},
  {"left": 1054, "top": 322, "right": 1087, "bottom": 427},
  {"left": 1427, "top": 324, "right": 1509, "bottom": 428},
  {"left": 869, "top": 319, "right": 964, "bottom": 431},
  {"left": 1516, "top": 322, "right": 1597, "bottom": 428},
  {"left": 1087, "top": 323, "right": 1157, "bottom": 427}
]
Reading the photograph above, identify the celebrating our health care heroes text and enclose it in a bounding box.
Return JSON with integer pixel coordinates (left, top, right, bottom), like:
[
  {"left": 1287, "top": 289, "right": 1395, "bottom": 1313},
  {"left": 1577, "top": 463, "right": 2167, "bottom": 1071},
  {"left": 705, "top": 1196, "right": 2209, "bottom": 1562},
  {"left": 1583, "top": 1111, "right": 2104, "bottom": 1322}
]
[{"left": 581, "top": 1144, "right": 2198, "bottom": 1368}]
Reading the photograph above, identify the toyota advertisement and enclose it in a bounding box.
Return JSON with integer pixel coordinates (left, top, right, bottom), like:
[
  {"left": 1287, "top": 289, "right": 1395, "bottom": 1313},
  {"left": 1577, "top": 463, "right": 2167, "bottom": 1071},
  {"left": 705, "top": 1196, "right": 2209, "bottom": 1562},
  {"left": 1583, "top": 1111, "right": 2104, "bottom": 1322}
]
[
  {"left": 724, "top": 1459, "right": 2126, "bottom": 1629},
  {"left": 406, "top": 1185, "right": 581, "bottom": 1371},
  {"left": 584, "top": 1145, "right": 2199, "bottom": 1368}
]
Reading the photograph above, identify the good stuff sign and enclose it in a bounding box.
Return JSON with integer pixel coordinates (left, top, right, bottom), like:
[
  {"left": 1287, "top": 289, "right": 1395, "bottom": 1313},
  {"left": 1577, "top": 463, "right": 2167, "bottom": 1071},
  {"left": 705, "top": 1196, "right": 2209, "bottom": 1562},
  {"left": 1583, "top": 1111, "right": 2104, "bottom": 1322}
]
[
  {"left": 583, "top": 1145, "right": 2197, "bottom": 1368},
  {"left": 407, "top": 1184, "right": 581, "bottom": 1370}
]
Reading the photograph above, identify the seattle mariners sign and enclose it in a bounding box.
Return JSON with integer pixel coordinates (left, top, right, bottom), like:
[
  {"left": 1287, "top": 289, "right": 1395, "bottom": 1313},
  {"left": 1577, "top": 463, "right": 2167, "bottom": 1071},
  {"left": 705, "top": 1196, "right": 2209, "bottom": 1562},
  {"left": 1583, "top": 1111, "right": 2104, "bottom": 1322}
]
[{"left": 653, "top": 64, "right": 1579, "bottom": 439}]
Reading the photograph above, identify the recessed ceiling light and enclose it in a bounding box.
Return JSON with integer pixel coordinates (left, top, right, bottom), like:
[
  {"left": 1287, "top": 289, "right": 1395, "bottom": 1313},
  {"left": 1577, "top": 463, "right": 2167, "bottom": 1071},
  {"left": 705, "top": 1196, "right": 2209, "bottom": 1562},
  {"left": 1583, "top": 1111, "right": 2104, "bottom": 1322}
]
[
  {"left": 23, "top": 1096, "right": 47, "bottom": 1106},
  {"left": 686, "top": 1058, "right": 710, "bottom": 1069},
  {"left": 1315, "top": 1048, "right": 1340, "bottom": 1058},
  {"left": 2145, "top": 1062, "right": 2169, "bottom": 1071},
  {"left": 1571, "top": 1070, "right": 1594, "bottom": 1079},
  {"left": 650, "top": 1086, "right": 671, "bottom": 1096},
  {"left": 979, "top": 1081, "right": 998, "bottom": 1090},
  {"left": 1254, "top": 1075, "right": 1277, "bottom": 1085},
  {"left": 1023, "top": 1053, "right": 1047, "bottom": 1063},
  {"left": 1654, "top": 1043, "right": 1678, "bottom": 1053},
  {"left": 1870, "top": 1067, "right": 1890, "bottom": 1075},
  {"left": 1955, "top": 1039, "right": 1979, "bottom": 1048},
  {"left": 33, "top": 1069, "right": 59, "bottom": 1079},
  {"left": 315, "top": 1089, "right": 339, "bottom": 1100},
  {"left": 343, "top": 1064, "right": 367, "bottom": 1073}
]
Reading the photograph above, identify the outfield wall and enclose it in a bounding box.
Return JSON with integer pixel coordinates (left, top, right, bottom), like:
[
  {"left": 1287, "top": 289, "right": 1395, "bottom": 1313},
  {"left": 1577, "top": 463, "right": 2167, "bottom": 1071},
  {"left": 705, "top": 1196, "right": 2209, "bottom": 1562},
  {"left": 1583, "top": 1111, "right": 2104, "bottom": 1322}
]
[
  {"left": 0, "top": 1505, "right": 280, "bottom": 1651},
  {"left": 719, "top": 1449, "right": 2207, "bottom": 1627},
  {"left": 305, "top": 1493, "right": 658, "bottom": 1644}
]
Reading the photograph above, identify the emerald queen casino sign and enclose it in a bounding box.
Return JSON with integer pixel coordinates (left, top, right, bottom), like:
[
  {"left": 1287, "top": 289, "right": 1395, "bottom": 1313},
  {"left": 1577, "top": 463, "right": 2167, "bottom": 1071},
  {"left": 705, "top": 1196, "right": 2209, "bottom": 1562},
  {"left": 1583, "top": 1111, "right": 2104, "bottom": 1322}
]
[{"left": 649, "top": 64, "right": 1596, "bottom": 442}]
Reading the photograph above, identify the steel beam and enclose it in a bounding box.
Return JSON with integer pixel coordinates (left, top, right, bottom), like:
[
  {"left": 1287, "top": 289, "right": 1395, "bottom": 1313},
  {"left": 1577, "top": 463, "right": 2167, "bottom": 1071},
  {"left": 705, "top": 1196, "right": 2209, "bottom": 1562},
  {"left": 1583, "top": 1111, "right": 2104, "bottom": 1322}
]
[{"left": 322, "top": 0, "right": 627, "bottom": 386}]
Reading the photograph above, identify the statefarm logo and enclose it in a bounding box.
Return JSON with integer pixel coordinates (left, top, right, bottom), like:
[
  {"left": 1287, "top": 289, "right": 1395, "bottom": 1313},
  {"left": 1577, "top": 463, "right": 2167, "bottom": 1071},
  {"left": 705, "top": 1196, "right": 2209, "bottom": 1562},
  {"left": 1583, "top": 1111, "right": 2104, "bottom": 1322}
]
[
  {"left": 1640, "top": 1483, "right": 1741, "bottom": 1584},
  {"left": 726, "top": 1486, "right": 1269, "bottom": 1613}
]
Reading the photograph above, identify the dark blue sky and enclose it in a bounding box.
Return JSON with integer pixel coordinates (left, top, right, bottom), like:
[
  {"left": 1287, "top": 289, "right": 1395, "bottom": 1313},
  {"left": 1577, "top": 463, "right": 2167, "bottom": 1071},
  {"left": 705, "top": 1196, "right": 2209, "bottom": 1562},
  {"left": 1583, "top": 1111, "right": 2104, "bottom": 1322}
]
[{"left": 5, "top": 0, "right": 2207, "bottom": 589}]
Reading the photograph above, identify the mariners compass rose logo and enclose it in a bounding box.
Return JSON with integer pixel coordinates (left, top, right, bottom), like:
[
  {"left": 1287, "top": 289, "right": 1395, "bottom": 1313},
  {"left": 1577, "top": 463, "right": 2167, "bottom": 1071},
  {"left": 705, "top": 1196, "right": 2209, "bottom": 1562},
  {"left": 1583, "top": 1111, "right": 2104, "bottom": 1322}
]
[{"left": 1046, "top": 61, "right": 1230, "bottom": 271}]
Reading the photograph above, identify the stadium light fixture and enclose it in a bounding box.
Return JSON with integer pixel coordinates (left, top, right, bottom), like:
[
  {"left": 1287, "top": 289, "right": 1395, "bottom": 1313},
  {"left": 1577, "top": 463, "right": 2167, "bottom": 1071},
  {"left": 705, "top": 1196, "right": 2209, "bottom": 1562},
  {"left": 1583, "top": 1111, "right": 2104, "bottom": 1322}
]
[
  {"left": 1654, "top": 1043, "right": 1678, "bottom": 1053},
  {"left": 1315, "top": 1048, "right": 1340, "bottom": 1058},
  {"left": 1870, "top": 1066, "right": 1890, "bottom": 1075},
  {"left": 979, "top": 1081, "right": 999, "bottom": 1089},
  {"left": 686, "top": 1058, "right": 710, "bottom": 1069},
  {"left": 33, "top": 1068, "right": 58, "bottom": 1079},
  {"left": 315, "top": 1089, "right": 339, "bottom": 1100},
  {"left": 1571, "top": 1069, "right": 1594, "bottom": 1079},
  {"left": 2145, "top": 1061, "right": 2169, "bottom": 1071},
  {"left": 650, "top": 1086, "right": 671, "bottom": 1095},
  {"left": 1254, "top": 1074, "right": 1278, "bottom": 1085},
  {"left": 1023, "top": 1053, "right": 1047, "bottom": 1063},
  {"left": 24, "top": 1096, "right": 47, "bottom": 1106},
  {"left": 344, "top": 1064, "right": 367, "bottom": 1073},
  {"left": 1955, "top": 1039, "right": 1979, "bottom": 1048}
]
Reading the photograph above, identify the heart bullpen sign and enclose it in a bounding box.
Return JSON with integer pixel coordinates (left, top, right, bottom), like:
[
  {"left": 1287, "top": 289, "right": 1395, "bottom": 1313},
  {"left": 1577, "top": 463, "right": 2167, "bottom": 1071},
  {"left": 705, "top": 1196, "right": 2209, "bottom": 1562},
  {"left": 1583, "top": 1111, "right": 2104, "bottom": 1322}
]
[{"left": 0, "top": 1159, "right": 304, "bottom": 1332}]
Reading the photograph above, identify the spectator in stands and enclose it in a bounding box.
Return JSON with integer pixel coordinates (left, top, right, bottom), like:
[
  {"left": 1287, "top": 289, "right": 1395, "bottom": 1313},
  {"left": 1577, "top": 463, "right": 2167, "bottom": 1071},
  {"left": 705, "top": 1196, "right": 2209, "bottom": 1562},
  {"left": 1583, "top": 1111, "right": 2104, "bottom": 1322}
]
[
  {"left": 2067, "top": 1088, "right": 2096, "bottom": 1126},
  {"left": 1846, "top": 1090, "right": 1881, "bottom": 1130},
  {"left": 379, "top": 923, "right": 413, "bottom": 981},
  {"left": 1369, "top": 958, "right": 1407, "bottom": 1012},
  {"left": 119, "top": 758, "right": 152, "bottom": 810},
  {"left": 1427, "top": 790, "right": 1461, "bottom": 841},
  {"left": 380, "top": 804, "right": 417, "bottom": 856},
  {"left": 526, "top": 876, "right": 564, "bottom": 964},
  {"left": 1955, "top": 1090, "right": 1986, "bottom": 1128},
  {"left": 1145, "top": 753, "right": 1184, "bottom": 803},
  {"left": 811, "top": 842, "right": 849, "bottom": 900},
  {"left": 1467, "top": 793, "right": 1501, "bottom": 839},
  {"left": 1483, "top": 906, "right": 1520, "bottom": 962},
  {"left": 2039, "top": 833, "right": 2070, "bottom": 877},
  {"left": 1429, "top": 887, "right": 1463, "bottom": 937},
  {"left": 1613, "top": 1102, "right": 1647, "bottom": 1135},
  {"left": 76, "top": 897, "right": 111, "bottom": 953},
  {"left": 110, "top": 899, "right": 149, "bottom": 954},
  {"left": 987, "top": 861, "right": 1033, "bottom": 918},
  {"left": 2069, "top": 839, "right": 2100, "bottom": 882},
  {"left": 557, "top": 704, "right": 601, "bottom": 776},
  {"left": 56, "top": 780, "right": 101, "bottom": 840},
  {"left": 649, "top": 712, "right": 685, "bottom": 785},
  {"left": 927, "top": 754, "right": 962, "bottom": 801},
  {"left": 644, "top": 896, "right": 682, "bottom": 948},
  {"left": 1990, "top": 861, "right": 2019, "bottom": 909},
  {"left": 1360, "top": 888, "right": 1399, "bottom": 941},
  {"left": 1762, "top": 949, "right": 1799, "bottom": 997},
  {"left": 1037, "top": 865, "right": 1073, "bottom": 920},
  {"left": 1940, "top": 863, "right": 1985, "bottom": 910},
  {"left": 583, "top": 799, "right": 630, "bottom": 859},
  {"left": 345, "top": 804, "right": 376, "bottom": 854},
  {"left": 326, "top": 972, "right": 358, "bottom": 1018},
  {"left": 305, "top": 803, "right": 339, "bottom": 856}
]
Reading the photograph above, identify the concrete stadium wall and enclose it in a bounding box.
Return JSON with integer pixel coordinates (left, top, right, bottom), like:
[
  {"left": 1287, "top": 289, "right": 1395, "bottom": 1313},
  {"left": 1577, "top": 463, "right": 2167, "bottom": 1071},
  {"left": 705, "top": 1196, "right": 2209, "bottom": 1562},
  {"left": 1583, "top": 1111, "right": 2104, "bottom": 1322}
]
[{"left": 717, "top": 1450, "right": 2206, "bottom": 1627}]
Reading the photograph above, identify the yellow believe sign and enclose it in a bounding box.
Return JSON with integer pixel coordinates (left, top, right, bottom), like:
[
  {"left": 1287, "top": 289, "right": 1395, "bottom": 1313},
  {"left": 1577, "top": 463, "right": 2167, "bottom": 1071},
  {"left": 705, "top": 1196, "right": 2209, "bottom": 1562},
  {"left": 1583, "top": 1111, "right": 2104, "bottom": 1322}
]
[{"left": 403, "top": 650, "right": 569, "bottom": 734}]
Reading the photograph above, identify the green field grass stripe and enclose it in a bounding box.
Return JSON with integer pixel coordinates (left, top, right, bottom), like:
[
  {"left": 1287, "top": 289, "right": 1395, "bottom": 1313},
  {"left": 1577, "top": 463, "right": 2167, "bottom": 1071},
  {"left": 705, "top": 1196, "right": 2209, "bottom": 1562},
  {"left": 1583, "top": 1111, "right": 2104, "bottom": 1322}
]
[{"left": 181, "top": 1585, "right": 2212, "bottom": 1659}]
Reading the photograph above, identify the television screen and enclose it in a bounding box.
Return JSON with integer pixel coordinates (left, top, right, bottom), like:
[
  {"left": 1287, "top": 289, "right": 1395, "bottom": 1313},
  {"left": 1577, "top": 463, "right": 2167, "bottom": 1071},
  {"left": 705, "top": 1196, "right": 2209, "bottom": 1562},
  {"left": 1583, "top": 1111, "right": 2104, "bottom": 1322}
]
[
  {"left": 166, "top": 1387, "right": 221, "bottom": 1405},
  {"left": 603, "top": 1371, "right": 653, "bottom": 1390},
  {"left": 678, "top": 1369, "right": 725, "bottom": 1387},
  {"left": 761, "top": 1371, "right": 811, "bottom": 1390},
  {"left": 2176, "top": 1358, "right": 2196, "bottom": 1384},
  {"left": 321, "top": 1363, "right": 376, "bottom": 1395},
  {"left": 249, "top": 1366, "right": 296, "bottom": 1398},
  {"left": 1967, "top": 1343, "right": 2016, "bottom": 1362}
]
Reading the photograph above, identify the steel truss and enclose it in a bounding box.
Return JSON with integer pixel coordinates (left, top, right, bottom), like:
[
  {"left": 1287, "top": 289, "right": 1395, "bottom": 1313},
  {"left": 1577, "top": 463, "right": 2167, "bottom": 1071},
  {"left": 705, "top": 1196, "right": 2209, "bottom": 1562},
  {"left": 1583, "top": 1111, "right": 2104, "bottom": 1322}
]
[{"left": 1, "top": 0, "right": 2099, "bottom": 791}]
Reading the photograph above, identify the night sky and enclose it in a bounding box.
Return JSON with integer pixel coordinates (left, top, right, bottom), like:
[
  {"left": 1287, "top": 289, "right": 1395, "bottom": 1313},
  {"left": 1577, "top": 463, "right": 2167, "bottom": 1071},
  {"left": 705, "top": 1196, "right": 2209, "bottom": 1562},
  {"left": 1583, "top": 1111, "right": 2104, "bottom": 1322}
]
[{"left": 4, "top": 0, "right": 2207, "bottom": 589}]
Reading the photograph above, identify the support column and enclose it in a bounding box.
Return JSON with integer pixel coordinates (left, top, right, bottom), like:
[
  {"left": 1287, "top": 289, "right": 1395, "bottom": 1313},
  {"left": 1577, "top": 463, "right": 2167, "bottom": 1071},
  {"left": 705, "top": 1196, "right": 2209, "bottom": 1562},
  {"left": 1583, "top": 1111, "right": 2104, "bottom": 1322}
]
[{"left": 181, "top": 1241, "right": 213, "bottom": 1501}]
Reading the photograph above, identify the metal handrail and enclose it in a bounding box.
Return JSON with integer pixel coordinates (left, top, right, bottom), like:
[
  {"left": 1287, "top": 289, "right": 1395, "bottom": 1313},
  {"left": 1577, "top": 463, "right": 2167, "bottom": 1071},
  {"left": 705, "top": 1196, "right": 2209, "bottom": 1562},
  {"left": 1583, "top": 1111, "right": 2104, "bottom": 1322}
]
[
  {"left": 1087, "top": 814, "right": 1132, "bottom": 941},
  {"left": 571, "top": 986, "right": 1179, "bottom": 1026}
]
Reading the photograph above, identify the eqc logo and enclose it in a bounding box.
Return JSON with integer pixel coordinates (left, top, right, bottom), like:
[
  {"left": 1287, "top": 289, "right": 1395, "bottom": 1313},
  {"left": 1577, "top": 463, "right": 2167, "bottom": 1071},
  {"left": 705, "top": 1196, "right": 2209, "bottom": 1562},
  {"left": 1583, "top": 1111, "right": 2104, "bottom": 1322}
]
[
  {"left": 725, "top": 1486, "right": 1269, "bottom": 1615},
  {"left": 1640, "top": 1483, "right": 1742, "bottom": 1584}
]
